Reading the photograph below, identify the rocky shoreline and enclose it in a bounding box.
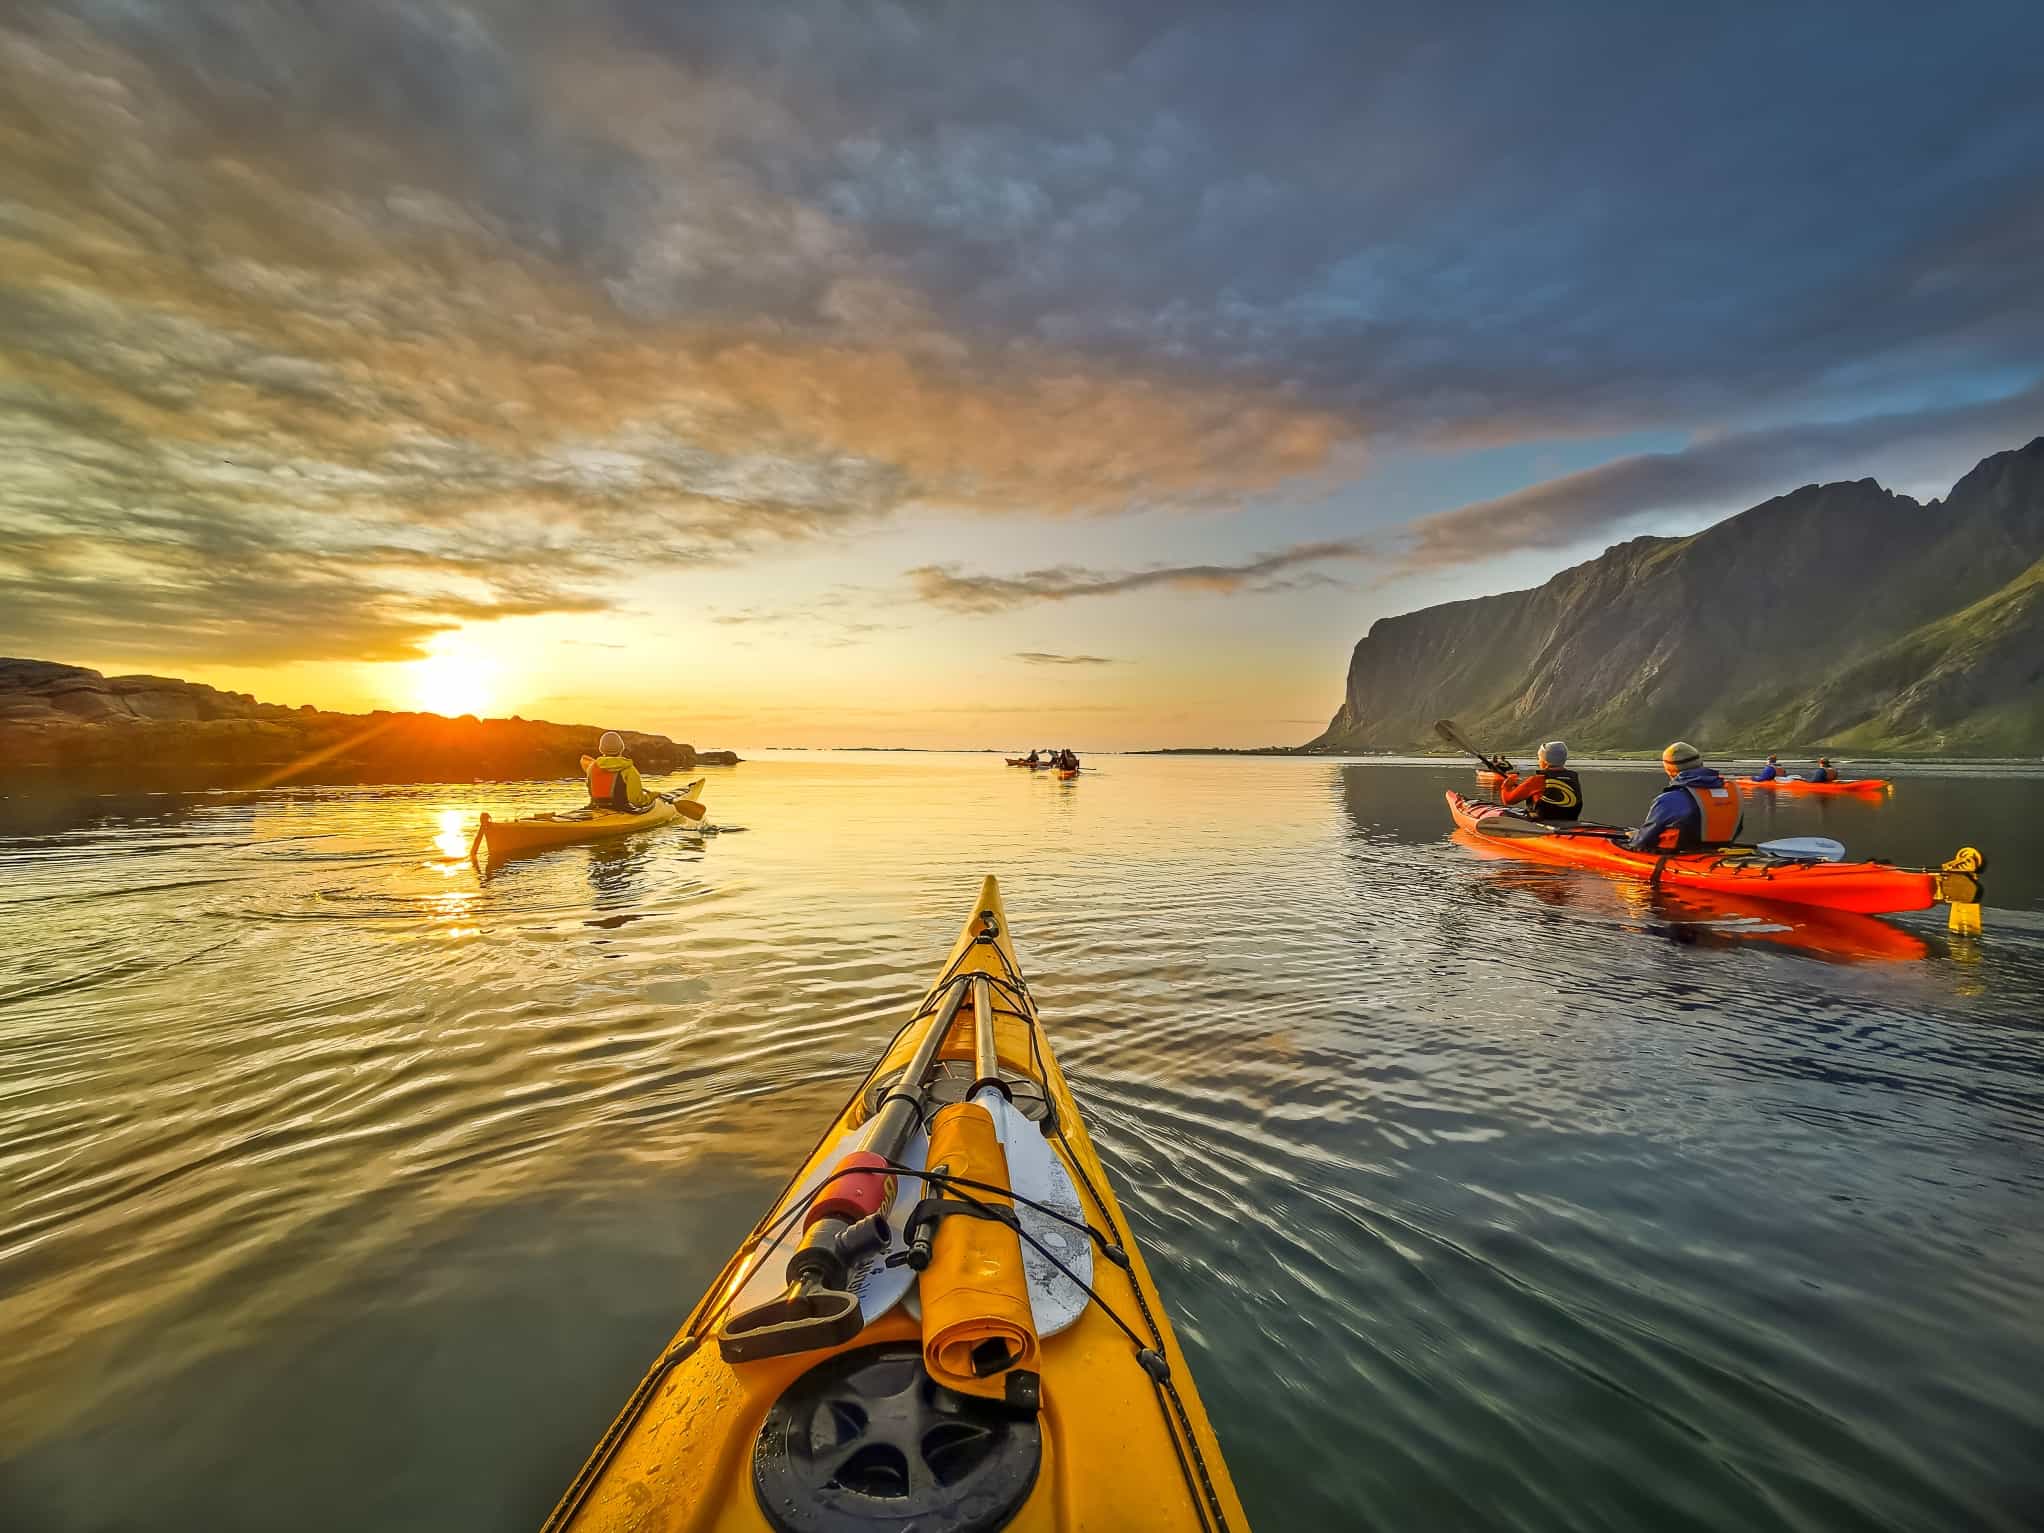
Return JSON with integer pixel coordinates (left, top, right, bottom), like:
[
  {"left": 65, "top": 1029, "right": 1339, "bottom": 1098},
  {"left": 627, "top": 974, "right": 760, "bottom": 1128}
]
[{"left": 0, "top": 660, "right": 737, "bottom": 790}]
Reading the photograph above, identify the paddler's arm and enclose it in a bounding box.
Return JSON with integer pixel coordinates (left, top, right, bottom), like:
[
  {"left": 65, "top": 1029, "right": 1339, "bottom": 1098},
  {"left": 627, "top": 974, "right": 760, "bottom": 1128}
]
[
  {"left": 1623, "top": 788, "right": 1682, "bottom": 851},
  {"left": 622, "top": 760, "right": 654, "bottom": 807},
  {"left": 1496, "top": 771, "right": 1544, "bottom": 806}
]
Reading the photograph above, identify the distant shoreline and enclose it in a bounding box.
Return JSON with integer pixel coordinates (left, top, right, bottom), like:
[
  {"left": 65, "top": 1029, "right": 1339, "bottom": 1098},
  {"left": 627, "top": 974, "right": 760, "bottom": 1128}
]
[{"left": 1, "top": 658, "right": 739, "bottom": 792}]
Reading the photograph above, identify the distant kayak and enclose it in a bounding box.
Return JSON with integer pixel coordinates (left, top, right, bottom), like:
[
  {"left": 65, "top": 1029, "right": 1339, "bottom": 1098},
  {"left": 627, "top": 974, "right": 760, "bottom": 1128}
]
[
  {"left": 1475, "top": 769, "right": 1503, "bottom": 786},
  {"left": 478, "top": 777, "right": 705, "bottom": 858},
  {"left": 1056, "top": 767, "right": 1079, "bottom": 779},
  {"left": 1445, "top": 790, "right": 1939, "bottom": 915},
  {"left": 1738, "top": 777, "right": 1890, "bottom": 796}
]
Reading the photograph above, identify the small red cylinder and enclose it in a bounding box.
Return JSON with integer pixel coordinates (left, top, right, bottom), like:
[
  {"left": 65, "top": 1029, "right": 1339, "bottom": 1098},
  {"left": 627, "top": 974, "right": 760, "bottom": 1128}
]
[{"left": 809, "top": 1150, "right": 891, "bottom": 1226}]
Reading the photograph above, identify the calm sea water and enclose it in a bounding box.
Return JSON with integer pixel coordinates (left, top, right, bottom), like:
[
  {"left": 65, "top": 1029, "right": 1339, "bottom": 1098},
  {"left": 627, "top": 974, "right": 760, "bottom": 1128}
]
[{"left": 3, "top": 755, "right": 2042, "bottom": 1531}]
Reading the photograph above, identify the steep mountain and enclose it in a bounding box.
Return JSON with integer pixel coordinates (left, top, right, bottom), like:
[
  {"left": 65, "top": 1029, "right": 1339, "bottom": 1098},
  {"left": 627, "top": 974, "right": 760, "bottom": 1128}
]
[{"left": 1308, "top": 437, "right": 2044, "bottom": 754}]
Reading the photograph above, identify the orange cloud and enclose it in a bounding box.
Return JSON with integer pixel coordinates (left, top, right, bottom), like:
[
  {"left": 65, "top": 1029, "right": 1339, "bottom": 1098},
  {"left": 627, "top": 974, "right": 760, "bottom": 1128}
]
[{"left": 1, "top": 18, "right": 1355, "bottom": 664}]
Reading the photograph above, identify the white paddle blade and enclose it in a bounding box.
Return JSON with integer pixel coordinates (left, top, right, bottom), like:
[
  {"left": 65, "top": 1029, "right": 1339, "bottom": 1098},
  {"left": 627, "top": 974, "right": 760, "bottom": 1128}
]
[{"left": 1758, "top": 836, "right": 1846, "bottom": 863}]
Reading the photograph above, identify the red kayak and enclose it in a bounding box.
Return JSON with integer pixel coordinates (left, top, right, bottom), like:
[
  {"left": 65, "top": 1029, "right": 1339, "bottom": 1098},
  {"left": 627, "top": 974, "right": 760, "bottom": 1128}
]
[
  {"left": 1445, "top": 790, "right": 1940, "bottom": 915},
  {"left": 1738, "top": 777, "right": 1890, "bottom": 796},
  {"left": 1452, "top": 829, "right": 1931, "bottom": 962}
]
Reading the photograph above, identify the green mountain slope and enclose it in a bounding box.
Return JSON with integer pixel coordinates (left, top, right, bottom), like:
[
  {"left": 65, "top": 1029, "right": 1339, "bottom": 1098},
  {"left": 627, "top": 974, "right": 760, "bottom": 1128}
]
[
  {"left": 1309, "top": 436, "right": 2044, "bottom": 754},
  {"left": 1758, "top": 557, "right": 2044, "bottom": 754}
]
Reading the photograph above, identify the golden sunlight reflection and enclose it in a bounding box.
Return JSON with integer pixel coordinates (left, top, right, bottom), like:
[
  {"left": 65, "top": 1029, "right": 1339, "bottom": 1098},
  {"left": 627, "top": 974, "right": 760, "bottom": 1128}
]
[{"left": 432, "top": 808, "right": 474, "bottom": 864}]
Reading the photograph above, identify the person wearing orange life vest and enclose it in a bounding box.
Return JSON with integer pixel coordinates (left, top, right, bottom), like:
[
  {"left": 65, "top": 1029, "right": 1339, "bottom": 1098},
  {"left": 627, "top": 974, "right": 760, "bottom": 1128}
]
[
  {"left": 1496, "top": 740, "right": 1583, "bottom": 822},
  {"left": 1800, "top": 756, "right": 1840, "bottom": 784},
  {"left": 584, "top": 730, "right": 656, "bottom": 812},
  {"left": 1623, "top": 740, "right": 1742, "bottom": 852}
]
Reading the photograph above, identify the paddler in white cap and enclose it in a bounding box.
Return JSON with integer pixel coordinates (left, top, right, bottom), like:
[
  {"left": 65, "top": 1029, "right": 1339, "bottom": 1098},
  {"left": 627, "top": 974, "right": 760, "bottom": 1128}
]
[
  {"left": 1496, "top": 740, "right": 1583, "bottom": 821},
  {"left": 584, "top": 730, "right": 657, "bottom": 812}
]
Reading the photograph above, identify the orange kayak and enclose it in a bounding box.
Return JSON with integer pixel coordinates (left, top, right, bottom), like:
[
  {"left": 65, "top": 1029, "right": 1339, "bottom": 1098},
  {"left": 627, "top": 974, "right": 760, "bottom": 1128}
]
[
  {"left": 1445, "top": 790, "right": 1939, "bottom": 915},
  {"left": 1739, "top": 777, "right": 1890, "bottom": 796},
  {"left": 1451, "top": 828, "right": 1931, "bottom": 961}
]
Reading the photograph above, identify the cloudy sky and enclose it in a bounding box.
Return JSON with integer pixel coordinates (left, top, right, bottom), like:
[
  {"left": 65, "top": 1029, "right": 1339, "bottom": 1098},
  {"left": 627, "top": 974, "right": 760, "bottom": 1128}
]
[{"left": 3, "top": 1, "right": 2040, "bottom": 747}]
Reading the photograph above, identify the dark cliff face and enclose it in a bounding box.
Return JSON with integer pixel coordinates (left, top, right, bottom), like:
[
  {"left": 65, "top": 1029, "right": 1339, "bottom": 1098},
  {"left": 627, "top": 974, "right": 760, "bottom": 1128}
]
[
  {"left": 1310, "top": 437, "right": 2044, "bottom": 754},
  {"left": 0, "top": 661, "right": 704, "bottom": 787}
]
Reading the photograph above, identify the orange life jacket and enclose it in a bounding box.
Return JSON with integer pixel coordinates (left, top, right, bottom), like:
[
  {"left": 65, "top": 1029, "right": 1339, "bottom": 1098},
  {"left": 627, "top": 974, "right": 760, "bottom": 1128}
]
[
  {"left": 585, "top": 754, "right": 641, "bottom": 810},
  {"left": 1655, "top": 780, "right": 1742, "bottom": 850}
]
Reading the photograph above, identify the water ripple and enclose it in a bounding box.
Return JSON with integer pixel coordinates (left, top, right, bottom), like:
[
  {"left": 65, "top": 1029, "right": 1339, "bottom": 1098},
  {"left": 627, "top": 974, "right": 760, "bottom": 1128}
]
[{"left": 1, "top": 757, "right": 2041, "bottom": 1531}]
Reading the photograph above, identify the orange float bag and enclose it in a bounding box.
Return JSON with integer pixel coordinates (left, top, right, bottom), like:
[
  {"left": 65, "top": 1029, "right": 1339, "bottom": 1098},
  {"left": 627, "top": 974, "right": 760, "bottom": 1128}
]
[{"left": 918, "top": 1100, "right": 1040, "bottom": 1403}]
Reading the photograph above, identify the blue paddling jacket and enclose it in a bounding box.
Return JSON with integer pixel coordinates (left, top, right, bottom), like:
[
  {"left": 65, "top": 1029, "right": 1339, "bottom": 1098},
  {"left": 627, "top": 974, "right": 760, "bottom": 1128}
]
[{"left": 1625, "top": 766, "right": 1742, "bottom": 851}]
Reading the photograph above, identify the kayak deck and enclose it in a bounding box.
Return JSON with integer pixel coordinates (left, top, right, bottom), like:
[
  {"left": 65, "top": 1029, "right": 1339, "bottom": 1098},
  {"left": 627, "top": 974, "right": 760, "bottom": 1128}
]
[
  {"left": 1445, "top": 790, "right": 1937, "bottom": 915},
  {"left": 544, "top": 876, "right": 1246, "bottom": 1532}
]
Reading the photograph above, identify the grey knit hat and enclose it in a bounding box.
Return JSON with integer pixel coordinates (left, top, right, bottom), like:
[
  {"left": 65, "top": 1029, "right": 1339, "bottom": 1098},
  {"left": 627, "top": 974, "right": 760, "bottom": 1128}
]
[
  {"left": 1538, "top": 740, "right": 1568, "bottom": 767},
  {"left": 1661, "top": 740, "right": 1701, "bottom": 766}
]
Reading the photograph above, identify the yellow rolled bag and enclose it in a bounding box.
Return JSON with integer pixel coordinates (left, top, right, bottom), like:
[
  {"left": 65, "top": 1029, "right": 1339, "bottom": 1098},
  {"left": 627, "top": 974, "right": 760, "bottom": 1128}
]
[{"left": 915, "top": 1097, "right": 1042, "bottom": 1404}]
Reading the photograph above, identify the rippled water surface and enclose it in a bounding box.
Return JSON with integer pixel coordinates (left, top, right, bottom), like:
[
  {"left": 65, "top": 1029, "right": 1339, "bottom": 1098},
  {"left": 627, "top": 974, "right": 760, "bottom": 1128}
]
[{"left": 4, "top": 755, "right": 2042, "bottom": 1531}]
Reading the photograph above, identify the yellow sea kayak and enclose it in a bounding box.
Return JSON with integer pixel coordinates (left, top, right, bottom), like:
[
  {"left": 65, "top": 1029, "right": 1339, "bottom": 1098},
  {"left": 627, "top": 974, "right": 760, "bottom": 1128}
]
[
  {"left": 478, "top": 777, "right": 705, "bottom": 858},
  {"left": 543, "top": 875, "right": 1248, "bottom": 1533}
]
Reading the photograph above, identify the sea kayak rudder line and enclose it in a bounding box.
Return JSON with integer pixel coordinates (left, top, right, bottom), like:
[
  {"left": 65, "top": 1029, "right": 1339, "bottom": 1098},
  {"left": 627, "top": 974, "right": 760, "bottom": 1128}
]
[{"left": 542, "top": 875, "right": 1248, "bottom": 1532}]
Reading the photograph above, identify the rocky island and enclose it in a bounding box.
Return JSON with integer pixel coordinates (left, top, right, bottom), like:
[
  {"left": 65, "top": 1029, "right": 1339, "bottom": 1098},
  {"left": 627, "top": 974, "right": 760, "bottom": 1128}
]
[{"left": 0, "top": 660, "right": 737, "bottom": 789}]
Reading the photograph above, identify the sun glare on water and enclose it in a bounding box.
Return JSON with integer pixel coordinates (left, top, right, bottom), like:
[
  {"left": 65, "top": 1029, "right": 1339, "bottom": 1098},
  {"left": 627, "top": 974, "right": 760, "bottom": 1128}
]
[{"left": 409, "top": 652, "right": 496, "bottom": 719}]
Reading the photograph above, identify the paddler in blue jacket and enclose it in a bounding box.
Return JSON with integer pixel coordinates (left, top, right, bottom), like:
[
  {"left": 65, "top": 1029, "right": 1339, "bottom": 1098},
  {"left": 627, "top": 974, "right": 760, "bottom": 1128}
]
[
  {"left": 1624, "top": 741, "right": 1743, "bottom": 851},
  {"left": 1752, "top": 754, "right": 1782, "bottom": 782},
  {"left": 1800, "top": 756, "right": 1840, "bottom": 783}
]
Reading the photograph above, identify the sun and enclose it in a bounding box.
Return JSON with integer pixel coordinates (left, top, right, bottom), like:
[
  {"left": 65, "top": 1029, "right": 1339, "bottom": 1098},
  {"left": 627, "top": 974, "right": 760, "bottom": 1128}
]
[{"left": 409, "top": 652, "right": 496, "bottom": 719}]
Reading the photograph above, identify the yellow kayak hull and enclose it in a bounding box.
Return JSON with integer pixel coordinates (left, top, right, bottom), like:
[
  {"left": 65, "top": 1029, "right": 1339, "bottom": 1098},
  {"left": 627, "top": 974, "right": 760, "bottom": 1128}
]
[
  {"left": 544, "top": 875, "right": 1249, "bottom": 1532},
  {"left": 480, "top": 778, "right": 705, "bottom": 857}
]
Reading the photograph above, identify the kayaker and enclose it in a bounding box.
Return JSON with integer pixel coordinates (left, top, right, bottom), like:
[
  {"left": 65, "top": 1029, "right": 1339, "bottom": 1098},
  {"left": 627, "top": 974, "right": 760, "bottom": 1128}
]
[
  {"left": 1025, "top": 749, "right": 1041, "bottom": 767},
  {"left": 1623, "top": 741, "right": 1742, "bottom": 852},
  {"left": 1753, "top": 754, "right": 1782, "bottom": 782},
  {"left": 585, "top": 730, "right": 656, "bottom": 813},
  {"left": 1496, "top": 740, "right": 1583, "bottom": 821},
  {"left": 1801, "top": 756, "right": 1840, "bottom": 784}
]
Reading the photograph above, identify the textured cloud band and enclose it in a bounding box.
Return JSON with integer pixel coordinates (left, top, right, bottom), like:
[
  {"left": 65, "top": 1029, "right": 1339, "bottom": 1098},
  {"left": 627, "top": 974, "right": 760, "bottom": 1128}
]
[
  {"left": 911, "top": 540, "right": 1368, "bottom": 613},
  {"left": 5, "top": 0, "right": 2041, "bottom": 662},
  {"left": 0, "top": 7, "right": 1346, "bottom": 663}
]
